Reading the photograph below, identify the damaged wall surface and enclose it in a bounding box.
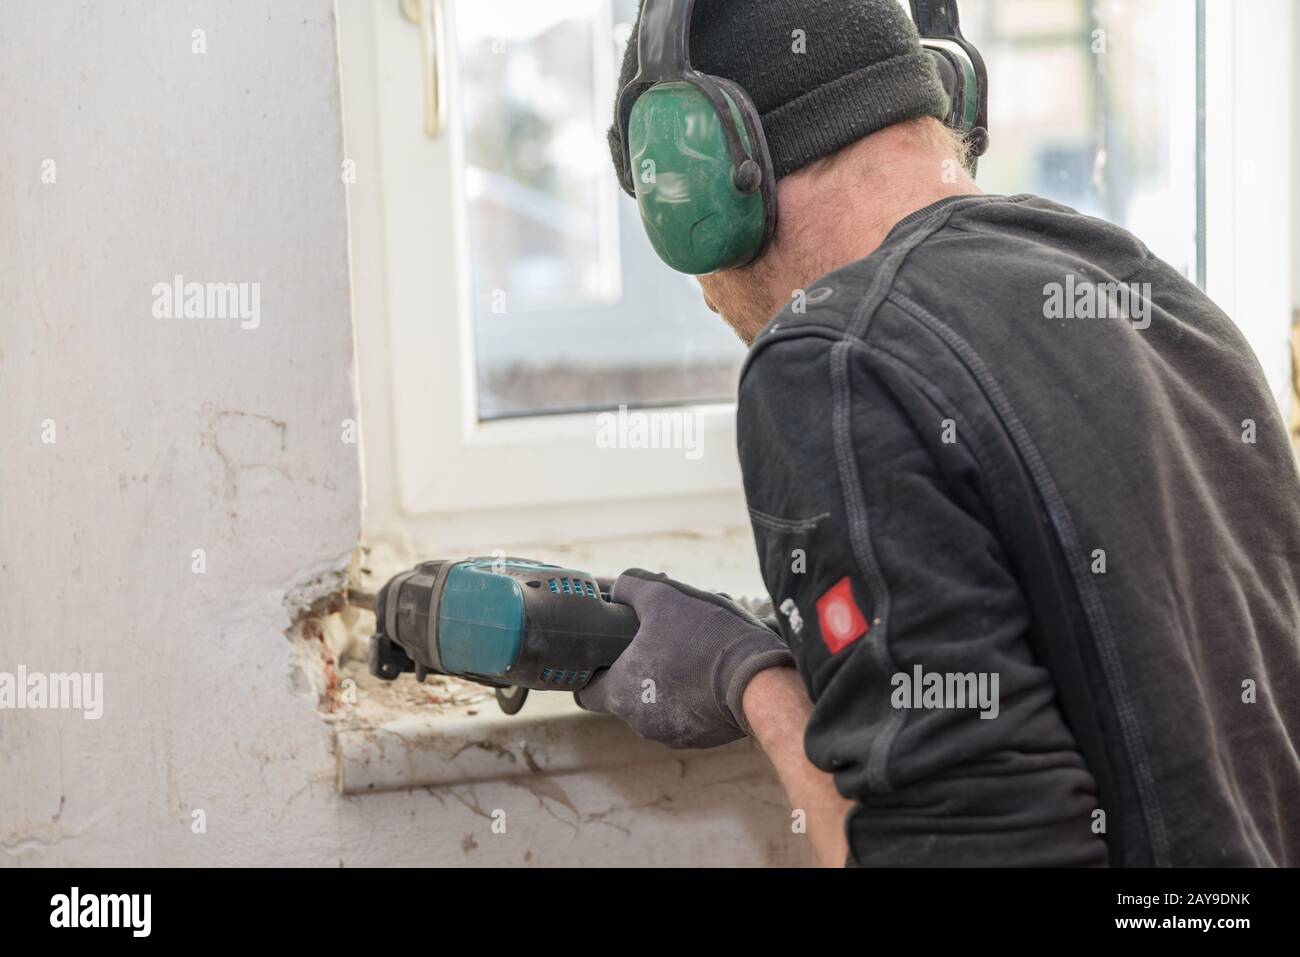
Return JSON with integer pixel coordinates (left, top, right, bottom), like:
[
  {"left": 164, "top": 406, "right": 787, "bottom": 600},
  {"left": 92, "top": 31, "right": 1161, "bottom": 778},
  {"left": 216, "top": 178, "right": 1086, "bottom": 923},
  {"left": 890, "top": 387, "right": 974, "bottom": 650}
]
[{"left": 0, "top": 0, "right": 805, "bottom": 866}]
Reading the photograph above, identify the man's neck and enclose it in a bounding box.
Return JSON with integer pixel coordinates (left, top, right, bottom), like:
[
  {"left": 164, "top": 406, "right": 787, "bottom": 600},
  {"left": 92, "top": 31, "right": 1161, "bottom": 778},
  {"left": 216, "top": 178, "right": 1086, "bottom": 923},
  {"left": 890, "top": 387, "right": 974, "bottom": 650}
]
[
  {"left": 774, "top": 148, "right": 982, "bottom": 289},
  {"left": 707, "top": 121, "right": 984, "bottom": 344}
]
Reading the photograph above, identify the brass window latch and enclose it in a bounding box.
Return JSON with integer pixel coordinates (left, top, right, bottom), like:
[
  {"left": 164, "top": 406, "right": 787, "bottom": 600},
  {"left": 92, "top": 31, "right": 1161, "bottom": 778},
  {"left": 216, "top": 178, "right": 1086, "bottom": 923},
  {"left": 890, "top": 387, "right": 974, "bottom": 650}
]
[{"left": 400, "top": 0, "right": 447, "bottom": 137}]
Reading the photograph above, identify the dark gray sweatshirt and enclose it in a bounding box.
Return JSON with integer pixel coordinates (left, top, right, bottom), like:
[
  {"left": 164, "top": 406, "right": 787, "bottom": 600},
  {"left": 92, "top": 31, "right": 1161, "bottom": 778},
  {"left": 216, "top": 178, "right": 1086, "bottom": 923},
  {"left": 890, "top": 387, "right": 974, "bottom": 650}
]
[{"left": 737, "top": 193, "right": 1300, "bottom": 866}]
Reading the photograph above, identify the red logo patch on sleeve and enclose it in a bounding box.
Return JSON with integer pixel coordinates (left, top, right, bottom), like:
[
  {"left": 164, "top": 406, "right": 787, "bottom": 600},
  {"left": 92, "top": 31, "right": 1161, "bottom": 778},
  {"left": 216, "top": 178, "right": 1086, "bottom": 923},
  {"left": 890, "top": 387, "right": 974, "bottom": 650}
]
[{"left": 815, "top": 577, "right": 868, "bottom": 654}]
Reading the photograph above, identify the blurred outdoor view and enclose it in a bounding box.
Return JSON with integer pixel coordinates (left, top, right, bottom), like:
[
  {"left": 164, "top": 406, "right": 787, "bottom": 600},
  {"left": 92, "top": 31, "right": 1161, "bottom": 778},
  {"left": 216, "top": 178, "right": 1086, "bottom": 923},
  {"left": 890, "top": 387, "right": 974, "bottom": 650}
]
[{"left": 457, "top": 0, "right": 1200, "bottom": 420}]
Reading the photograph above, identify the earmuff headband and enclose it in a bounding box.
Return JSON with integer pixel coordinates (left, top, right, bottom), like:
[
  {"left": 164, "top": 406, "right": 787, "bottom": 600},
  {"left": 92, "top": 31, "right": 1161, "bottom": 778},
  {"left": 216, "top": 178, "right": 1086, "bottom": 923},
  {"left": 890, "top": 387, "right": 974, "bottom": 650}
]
[{"left": 635, "top": 0, "right": 693, "bottom": 81}]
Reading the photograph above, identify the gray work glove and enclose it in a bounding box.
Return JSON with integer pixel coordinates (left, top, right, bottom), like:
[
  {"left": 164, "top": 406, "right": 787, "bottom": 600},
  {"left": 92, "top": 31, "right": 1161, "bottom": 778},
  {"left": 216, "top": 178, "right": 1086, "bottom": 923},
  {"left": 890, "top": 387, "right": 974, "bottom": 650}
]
[{"left": 576, "top": 569, "right": 795, "bottom": 749}]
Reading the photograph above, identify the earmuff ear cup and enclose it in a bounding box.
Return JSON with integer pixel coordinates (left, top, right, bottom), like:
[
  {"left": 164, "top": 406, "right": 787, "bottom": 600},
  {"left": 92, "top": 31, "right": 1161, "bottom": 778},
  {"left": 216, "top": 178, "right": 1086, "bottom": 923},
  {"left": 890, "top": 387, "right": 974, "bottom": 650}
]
[
  {"left": 711, "top": 76, "right": 778, "bottom": 256},
  {"left": 923, "top": 45, "right": 976, "bottom": 132},
  {"left": 921, "top": 39, "right": 988, "bottom": 172},
  {"left": 626, "top": 80, "right": 771, "bottom": 275},
  {"left": 928, "top": 48, "right": 960, "bottom": 114}
]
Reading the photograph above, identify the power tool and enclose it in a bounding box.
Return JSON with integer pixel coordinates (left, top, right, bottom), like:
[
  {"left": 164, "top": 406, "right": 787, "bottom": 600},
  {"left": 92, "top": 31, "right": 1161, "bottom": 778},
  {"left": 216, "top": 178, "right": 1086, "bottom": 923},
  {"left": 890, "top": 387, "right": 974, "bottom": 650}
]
[{"left": 367, "top": 557, "right": 639, "bottom": 714}]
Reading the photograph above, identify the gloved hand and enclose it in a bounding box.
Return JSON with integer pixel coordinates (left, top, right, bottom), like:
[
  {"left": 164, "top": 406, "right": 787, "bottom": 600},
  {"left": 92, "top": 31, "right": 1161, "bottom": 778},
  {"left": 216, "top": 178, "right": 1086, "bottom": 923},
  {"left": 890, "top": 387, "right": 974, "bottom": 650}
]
[{"left": 576, "top": 569, "right": 795, "bottom": 748}]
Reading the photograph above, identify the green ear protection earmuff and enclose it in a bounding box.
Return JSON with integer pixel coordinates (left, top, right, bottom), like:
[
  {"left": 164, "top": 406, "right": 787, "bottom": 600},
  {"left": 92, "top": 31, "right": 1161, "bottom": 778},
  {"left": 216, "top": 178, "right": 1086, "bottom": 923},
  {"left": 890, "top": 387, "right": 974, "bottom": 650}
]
[
  {"left": 912, "top": 0, "right": 990, "bottom": 160},
  {"left": 614, "top": 0, "right": 777, "bottom": 276},
  {"left": 616, "top": 0, "right": 990, "bottom": 276}
]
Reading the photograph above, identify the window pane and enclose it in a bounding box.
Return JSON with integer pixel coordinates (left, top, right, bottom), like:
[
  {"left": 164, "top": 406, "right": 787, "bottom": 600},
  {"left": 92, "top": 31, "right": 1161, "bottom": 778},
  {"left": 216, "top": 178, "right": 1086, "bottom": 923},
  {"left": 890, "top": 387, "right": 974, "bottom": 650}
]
[
  {"left": 956, "top": 0, "right": 1200, "bottom": 280},
  {"left": 457, "top": 0, "right": 744, "bottom": 421},
  {"left": 461, "top": 0, "right": 1200, "bottom": 420}
]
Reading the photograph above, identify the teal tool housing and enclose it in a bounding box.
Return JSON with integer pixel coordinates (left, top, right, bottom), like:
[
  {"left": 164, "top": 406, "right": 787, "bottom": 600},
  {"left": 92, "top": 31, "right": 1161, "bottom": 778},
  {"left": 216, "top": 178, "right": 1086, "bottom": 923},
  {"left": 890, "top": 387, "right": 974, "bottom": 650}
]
[{"left": 369, "top": 557, "right": 640, "bottom": 713}]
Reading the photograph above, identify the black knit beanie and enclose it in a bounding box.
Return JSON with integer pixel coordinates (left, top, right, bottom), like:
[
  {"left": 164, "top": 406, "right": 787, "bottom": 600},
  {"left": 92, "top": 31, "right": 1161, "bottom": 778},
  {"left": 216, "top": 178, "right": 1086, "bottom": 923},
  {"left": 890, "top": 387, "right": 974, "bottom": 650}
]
[{"left": 609, "top": 0, "right": 950, "bottom": 189}]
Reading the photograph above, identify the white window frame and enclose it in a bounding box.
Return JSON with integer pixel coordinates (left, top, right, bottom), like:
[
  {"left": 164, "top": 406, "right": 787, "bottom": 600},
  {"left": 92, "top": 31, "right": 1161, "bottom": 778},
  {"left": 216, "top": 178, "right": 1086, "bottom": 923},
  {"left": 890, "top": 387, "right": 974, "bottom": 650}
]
[
  {"left": 340, "top": 0, "right": 746, "bottom": 549},
  {"left": 339, "top": 0, "right": 1294, "bottom": 549},
  {"left": 1202, "top": 0, "right": 1294, "bottom": 411}
]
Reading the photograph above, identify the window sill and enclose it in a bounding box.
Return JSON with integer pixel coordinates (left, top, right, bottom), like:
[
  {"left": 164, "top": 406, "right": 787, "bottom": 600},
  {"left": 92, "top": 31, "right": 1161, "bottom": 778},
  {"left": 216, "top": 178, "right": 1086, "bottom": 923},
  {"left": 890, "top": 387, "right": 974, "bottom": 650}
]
[
  {"left": 331, "top": 661, "right": 764, "bottom": 795},
  {"left": 326, "top": 526, "right": 771, "bottom": 795}
]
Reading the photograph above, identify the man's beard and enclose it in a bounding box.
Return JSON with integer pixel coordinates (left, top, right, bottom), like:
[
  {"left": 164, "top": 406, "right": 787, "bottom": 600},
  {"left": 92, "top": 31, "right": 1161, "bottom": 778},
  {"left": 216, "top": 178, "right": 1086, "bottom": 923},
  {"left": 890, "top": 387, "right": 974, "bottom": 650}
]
[
  {"left": 717, "top": 278, "right": 783, "bottom": 345},
  {"left": 705, "top": 248, "right": 831, "bottom": 346}
]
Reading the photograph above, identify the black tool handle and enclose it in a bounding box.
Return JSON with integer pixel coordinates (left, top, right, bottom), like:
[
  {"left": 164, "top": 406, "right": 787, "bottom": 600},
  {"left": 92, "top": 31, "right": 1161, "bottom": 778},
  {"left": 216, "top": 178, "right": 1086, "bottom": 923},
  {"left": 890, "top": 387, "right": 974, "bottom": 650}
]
[{"left": 513, "top": 587, "right": 639, "bottom": 691}]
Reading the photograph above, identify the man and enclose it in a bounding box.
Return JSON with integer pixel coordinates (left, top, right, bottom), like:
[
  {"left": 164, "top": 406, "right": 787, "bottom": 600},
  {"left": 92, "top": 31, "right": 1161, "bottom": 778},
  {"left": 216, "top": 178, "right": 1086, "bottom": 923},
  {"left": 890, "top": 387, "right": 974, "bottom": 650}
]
[{"left": 577, "top": 0, "right": 1300, "bottom": 867}]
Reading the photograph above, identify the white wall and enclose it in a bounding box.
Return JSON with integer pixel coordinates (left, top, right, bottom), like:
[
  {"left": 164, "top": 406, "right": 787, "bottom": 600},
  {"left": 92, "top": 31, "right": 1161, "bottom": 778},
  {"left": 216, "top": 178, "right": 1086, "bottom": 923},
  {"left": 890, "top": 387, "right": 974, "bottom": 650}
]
[
  {"left": 0, "top": 0, "right": 358, "bottom": 864},
  {"left": 0, "top": 0, "right": 803, "bottom": 867}
]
